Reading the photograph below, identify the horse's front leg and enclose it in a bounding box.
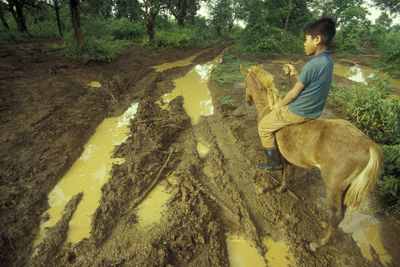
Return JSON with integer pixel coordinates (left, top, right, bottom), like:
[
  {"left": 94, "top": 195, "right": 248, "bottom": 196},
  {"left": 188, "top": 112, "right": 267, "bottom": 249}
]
[{"left": 277, "top": 158, "right": 288, "bottom": 193}]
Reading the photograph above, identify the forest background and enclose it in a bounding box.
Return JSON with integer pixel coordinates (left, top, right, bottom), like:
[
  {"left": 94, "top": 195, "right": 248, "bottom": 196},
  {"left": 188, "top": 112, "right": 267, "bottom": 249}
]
[{"left": 1, "top": 0, "right": 400, "bottom": 214}]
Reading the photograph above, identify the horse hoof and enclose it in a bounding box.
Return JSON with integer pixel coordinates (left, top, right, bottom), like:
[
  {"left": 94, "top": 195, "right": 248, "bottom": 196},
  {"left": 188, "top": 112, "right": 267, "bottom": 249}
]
[{"left": 309, "top": 242, "right": 318, "bottom": 252}]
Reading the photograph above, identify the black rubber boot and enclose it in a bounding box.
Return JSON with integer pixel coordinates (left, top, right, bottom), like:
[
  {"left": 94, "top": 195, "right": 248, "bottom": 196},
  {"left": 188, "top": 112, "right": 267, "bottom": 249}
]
[{"left": 258, "top": 148, "right": 283, "bottom": 170}]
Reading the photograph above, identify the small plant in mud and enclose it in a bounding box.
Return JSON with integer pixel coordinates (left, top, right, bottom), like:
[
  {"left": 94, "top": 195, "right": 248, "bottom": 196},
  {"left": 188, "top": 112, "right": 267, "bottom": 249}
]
[
  {"left": 220, "top": 95, "right": 236, "bottom": 106},
  {"left": 328, "top": 75, "right": 400, "bottom": 213}
]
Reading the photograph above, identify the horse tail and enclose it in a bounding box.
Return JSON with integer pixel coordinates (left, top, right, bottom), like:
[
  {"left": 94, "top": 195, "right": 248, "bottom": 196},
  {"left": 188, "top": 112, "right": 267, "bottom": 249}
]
[{"left": 344, "top": 143, "right": 384, "bottom": 208}]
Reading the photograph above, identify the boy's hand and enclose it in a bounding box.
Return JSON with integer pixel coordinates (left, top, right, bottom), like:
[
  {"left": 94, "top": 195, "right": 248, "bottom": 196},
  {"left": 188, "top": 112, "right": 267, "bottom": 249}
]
[{"left": 283, "top": 64, "right": 299, "bottom": 78}]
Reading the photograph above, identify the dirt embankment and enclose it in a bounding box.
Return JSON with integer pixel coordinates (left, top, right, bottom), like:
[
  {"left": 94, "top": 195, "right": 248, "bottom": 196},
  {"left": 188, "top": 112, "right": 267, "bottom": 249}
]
[{"left": 1, "top": 40, "right": 399, "bottom": 266}]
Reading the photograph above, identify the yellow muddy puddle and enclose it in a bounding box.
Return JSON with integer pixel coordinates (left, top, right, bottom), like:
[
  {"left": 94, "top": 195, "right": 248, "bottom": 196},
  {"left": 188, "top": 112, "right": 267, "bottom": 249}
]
[
  {"left": 87, "top": 81, "right": 102, "bottom": 88},
  {"left": 34, "top": 103, "right": 139, "bottom": 246},
  {"left": 339, "top": 198, "right": 392, "bottom": 265},
  {"left": 197, "top": 138, "right": 210, "bottom": 158},
  {"left": 156, "top": 55, "right": 222, "bottom": 125},
  {"left": 263, "top": 238, "right": 295, "bottom": 266},
  {"left": 226, "top": 235, "right": 295, "bottom": 267},
  {"left": 153, "top": 51, "right": 207, "bottom": 72},
  {"left": 227, "top": 236, "right": 266, "bottom": 267},
  {"left": 334, "top": 64, "right": 400, "bottom": 91},
  {"left": 134, "top": 178, "right": 175, "bottom": 228}
]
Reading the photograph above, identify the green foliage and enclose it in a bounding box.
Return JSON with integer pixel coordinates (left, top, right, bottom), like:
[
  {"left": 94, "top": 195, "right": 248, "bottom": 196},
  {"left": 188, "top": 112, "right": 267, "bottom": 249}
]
[
  {"left": 59, "top": 37, "right": 131, "bottom": 61},
  {"left": 106, "top": 18, "right": 146, "bottom": 40},
  {"left": 56, "top": 17, "right": 140, "bottom": 61},
  {"left": 328, "top": 76, "right": 400, "bottom": 206},
  {"left": 145, "top": 17, "right": 219, "bottom": 48},
  {"left": 211, "top": 52, "right": 256, "bottom": 85},
  {"left": 377, "top": 30, "right": 400, "bottom": 77},
  {"left": 332, "top": 29, "right": 361, "bottom": 55},
  {"left": 378, "top": 144, "right": 400, "bottom": 200},
  {"left": 0, "top": 28, "right": 31, "bottom": 42},
  {"left": 237, "top": 25, "right": 303, "bottom": 55},
  {"left": 330, "top": 74, "right": 400, "bottom": 144}
]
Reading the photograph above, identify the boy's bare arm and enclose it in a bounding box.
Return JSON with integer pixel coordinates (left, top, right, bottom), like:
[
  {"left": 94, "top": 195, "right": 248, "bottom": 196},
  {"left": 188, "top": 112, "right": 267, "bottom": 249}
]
[{"left": 273, "top": 81, "right": 305, "bottom": 109}]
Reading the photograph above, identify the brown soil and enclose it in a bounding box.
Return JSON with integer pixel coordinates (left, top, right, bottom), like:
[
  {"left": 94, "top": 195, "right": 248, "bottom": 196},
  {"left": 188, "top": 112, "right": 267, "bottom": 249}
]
[{"left": 0, "top": 40, "right": 399, "bottom": 266}]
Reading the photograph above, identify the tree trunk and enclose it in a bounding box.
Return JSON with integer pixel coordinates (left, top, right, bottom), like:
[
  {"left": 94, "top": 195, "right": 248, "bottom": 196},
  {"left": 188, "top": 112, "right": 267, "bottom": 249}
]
[
  {"left": 176, "top": 15, "right": 184, "bottom": 27},
  {"left": 0, "top": 6, "right": 10, "bottom": 29},
  {"left": 15, "top": 0, "right": 27, "bottom": 32},
  {"left": 176, "top": 0, "right": 186, "bottom": 27},
  {"left": 284, "top": 0, "right": 293, "bottom": 31},
  {"left": 70, "top": 0, "right": 85, "bottom": 51},
  {"left": 146, "top": 13, "right": 156, "bottom": 43},
  {"left": 216, "top": 26, "right": 222, "bottom": 37},
  {"left": 7, "top": 0, "right": 27, "bottom": 32},
  {"left": 54, "top": 0, "right": 63, "bottom": 37}
]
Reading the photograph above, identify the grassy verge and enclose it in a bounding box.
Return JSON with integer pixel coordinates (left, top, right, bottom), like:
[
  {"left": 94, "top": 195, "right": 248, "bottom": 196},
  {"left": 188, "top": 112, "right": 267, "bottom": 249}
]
[
  {"left": 327, "top": 76, "right": 400, "bottom": 215},
  {"left": 211, "top": 50, "right": 256, "bottom": 85}
]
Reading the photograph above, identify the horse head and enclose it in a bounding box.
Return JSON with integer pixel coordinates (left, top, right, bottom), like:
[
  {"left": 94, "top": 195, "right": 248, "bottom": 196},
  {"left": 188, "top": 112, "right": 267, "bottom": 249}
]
[
  {"left": 240, "top": 65, "right": 281, "bottom": 113},
  {"left": 240, "top": 65, "right": 255, "bottom": 105}
]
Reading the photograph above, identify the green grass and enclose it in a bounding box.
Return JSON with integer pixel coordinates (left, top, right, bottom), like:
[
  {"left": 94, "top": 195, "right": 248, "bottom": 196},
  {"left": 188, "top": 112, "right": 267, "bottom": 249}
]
[
  {"left": 211, "top": 52, "right": 256, "bottom": 85},
  {"left": 219, "top": 95, "right": 236, "bottom": 106}
]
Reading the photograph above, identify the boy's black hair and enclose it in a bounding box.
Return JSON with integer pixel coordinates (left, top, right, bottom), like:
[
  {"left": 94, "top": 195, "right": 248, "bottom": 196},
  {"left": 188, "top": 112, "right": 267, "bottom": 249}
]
[{"left": 303, "top": 17, "right": 336, "bottom": 47}]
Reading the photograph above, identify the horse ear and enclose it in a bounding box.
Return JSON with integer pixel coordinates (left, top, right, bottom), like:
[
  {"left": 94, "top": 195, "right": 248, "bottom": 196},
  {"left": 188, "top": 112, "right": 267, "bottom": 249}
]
[{"left": 240, "top": 65, "right": 248, "bottom": 75}]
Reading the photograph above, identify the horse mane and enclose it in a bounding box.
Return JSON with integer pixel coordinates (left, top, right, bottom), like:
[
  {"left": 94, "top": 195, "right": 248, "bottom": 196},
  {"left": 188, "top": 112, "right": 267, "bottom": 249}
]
[{"left": 248, "top": 65, "right": 282, "bottom": 108}]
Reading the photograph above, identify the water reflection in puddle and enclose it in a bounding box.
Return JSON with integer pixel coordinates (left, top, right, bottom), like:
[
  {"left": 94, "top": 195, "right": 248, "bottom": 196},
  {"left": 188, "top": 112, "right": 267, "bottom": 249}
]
[
  {"left": 226, "top": 235, "right": 295, "bottom": 267},
  {"left": 135, "top": 178, "right": 175, "bottom": 228},
  {"left": 156, "top": 55, "right": 222, "bottom": 125},
  {"left": 263, "top": 238, "right": 295, "bottom": 266},
  {"left": 334, "top": 64, "right": 400, "bottom": 91},
  {"left": 227, "top": 236, "right": 266, "bottom": 267},
  {"left": 197, "top": 138, "right": 210, "bottom": 158},
  {"left": 34, "top": 103, "right": 139, "bottom": 246},
  {"left": 339, "top": 199, "right": 392, "bottom": 265}
]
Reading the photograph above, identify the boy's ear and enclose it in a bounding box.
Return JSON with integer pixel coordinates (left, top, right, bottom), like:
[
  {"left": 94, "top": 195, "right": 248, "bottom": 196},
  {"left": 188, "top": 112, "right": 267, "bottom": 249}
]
[
  {"left": 315, "top": 34, "right": 323, "bottom": 45},
  {"left": 240, "top": 65, "right": 248, "bottom": 75}
]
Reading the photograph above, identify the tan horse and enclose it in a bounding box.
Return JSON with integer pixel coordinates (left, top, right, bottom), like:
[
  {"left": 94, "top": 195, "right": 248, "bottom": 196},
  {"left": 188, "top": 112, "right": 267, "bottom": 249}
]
[{"left": 241, "top": 65, "right": 384, "bottom": 251}]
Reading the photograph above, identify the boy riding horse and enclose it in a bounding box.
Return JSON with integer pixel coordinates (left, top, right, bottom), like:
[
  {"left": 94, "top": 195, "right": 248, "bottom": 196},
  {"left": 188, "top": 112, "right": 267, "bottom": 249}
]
[{"left": 258, "top": 17, "right": 336, "bottom": 170}]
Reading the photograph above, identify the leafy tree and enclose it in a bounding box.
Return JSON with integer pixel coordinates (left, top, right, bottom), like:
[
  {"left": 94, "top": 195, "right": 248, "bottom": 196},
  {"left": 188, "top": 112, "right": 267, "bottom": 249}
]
[
  {"left": 114, "top": 0, "right": 143, "bottom": 22},
  {"left": 143, "top": 0, "right": 167, "bottom": 43},
  {"left": 208, "top": 0, "right": 234, "bottom": 36},
  {"left": 167, "top": 0, "right": 199, "bottom": 27},
  {"left": 372, "top": 0, "right": 400, "bottom": 15},
  {"left": 82, "top": 0, "right": 113, "bottom": 18},
  {"left": 376, "top": 12, "right": 392, "bottom": 30}
]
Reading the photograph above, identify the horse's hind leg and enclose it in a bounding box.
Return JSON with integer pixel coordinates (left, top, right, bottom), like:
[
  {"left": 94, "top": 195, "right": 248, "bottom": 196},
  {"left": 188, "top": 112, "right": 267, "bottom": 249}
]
[{"left": 309, "top": 186, "right": 346, "bottom": 252}]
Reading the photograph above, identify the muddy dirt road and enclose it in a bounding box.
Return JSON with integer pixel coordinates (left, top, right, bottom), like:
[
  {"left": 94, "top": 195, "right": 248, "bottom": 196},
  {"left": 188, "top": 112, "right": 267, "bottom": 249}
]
[{"left": 1, "top": 40, "right": 399, "bottom": 266}]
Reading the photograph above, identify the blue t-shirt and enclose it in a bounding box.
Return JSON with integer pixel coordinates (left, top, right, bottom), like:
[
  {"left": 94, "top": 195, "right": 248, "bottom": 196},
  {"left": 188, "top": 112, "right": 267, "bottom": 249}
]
[{"left": 288, "top": 51, "right": 333, "bottom": 118}]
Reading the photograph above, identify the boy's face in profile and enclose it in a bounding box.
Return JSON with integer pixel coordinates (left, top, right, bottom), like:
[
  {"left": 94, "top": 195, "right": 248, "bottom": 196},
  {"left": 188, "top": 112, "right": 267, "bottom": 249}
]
[{"left": 304, "top": 34, "right": 320, "bottom": 56}]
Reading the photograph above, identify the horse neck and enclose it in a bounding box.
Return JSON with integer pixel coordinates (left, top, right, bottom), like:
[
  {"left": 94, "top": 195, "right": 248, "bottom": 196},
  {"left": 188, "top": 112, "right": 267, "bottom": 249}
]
[{"left": 253, "top": 88, "right": 272, "bottom": 120}]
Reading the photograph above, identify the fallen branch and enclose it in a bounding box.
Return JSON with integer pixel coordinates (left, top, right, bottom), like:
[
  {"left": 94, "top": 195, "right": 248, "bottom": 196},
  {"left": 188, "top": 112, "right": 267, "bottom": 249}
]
[{"left": 123, "top": 145, "right": 176, "bottom": 228}]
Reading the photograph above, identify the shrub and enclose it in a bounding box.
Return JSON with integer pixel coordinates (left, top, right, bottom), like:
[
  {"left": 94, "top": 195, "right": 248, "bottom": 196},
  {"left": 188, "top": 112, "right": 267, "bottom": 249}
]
[
  {"left": 107, "top": 18, "right": 145, "bottom": 40},
  {"left": 377, "top": 30, "right": 400, "bottom": 77},
  {"left": 237, "top": 25, "right": 303, "bottom": 55},
  {"left": 0, "top": 29, "right": 31, "bottom": 42},
  {"left": 332, "top": 28, "right": 361, "bottom": 55}
]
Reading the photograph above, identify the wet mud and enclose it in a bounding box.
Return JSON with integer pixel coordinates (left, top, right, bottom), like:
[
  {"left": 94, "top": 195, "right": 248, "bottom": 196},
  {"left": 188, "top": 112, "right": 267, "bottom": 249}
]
[{"left": 1, "top": 40, "right": 399, "bottom": 266}]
